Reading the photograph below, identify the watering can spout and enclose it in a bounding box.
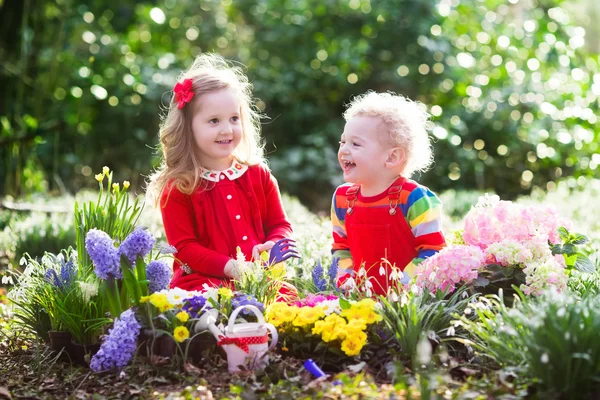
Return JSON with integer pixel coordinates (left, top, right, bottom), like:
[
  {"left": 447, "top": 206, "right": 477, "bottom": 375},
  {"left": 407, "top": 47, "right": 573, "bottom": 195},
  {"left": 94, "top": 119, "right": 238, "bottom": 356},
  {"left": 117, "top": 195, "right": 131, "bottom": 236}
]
[{"left": 195, "top": 309, "right": 222, "bottom": 340}]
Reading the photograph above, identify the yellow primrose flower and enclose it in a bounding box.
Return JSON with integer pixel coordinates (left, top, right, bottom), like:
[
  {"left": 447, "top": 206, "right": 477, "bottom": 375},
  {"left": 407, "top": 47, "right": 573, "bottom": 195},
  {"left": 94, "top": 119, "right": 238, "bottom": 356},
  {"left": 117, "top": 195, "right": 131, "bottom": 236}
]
[
  {"left": 340, "top": 306, "right": 365, "bottom": 321},
  {"left": 341, "top": 332, "right": 367, "bottom": 356},
  {"left": 331, "top": 325, "right": 349, "bottom": 341},
  {"left": 355, "top": 298, "right": 377, "bottom": 310},
  {"left": 174, "top": 326, "right": 189, "bottom": 342},
  {"left": 267, "top": 313, "right": 284, "bottom": 328},
  {"left": 176, "top": 311, "right": 189, "bottom": 323},
  {"left": 314, "top": 313, "right": 346, "bottom": 341},
  {"left": 95, "top": 173, "right": 104, "bottom": 183},
  {"left": 280, "top": 305, "right": 299, "bottom": 323},
  {"left": 292, "top": 306, "right": 325, "bottom": 327},
  {"left": 123, "top": 180, "right": 130, "bottom": 189},
  {"left": 140, "top": 296, "right": 149, "bottom": 303},
  {"left": 312, "top": 319, "right": 327, "bottom": 335},
  {"left": 102, "top": 166, "right": 110, "bottom": 175},
  {"left": 148, "top": 293, "right": 173, "bottom": 312},
  {"left": 345, "top": 319, "right": 368, "bottom": 335},
  {"left": 218, "top": 287, "right": 233, "bottom": 299},
  {"left": 359, "top": 308, "right": 382, "bottom": 324}
]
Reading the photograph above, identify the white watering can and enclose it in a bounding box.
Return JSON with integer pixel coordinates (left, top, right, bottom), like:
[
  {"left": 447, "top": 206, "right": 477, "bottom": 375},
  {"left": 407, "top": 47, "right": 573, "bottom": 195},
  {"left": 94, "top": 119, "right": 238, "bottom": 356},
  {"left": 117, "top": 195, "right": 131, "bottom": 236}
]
[{"left": 195, "top": 305, "right": 278, "bottom": 373}]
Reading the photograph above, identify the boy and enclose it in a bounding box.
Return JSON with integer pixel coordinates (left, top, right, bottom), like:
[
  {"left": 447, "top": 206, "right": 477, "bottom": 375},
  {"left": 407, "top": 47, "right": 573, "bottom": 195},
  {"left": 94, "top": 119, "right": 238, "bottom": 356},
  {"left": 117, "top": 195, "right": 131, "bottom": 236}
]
[{"left": 331, "top": 91, "right": 446, "bottom": 295}]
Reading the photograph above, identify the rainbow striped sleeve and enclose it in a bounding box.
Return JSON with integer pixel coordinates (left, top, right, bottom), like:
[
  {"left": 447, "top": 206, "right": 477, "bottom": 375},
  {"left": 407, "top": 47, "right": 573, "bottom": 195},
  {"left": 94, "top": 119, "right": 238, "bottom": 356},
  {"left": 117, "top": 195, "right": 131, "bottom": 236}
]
[
  {"left": 403, "top": 185, "right": 446, "bottom": 276},
  {"left": 331, "top": 186, "right": 352, "bottom": 262}
]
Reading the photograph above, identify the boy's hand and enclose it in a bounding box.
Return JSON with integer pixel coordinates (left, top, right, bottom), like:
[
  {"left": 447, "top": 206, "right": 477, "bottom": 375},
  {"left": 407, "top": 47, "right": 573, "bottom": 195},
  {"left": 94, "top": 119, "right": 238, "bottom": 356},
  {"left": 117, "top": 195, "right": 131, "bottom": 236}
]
[
  {"left": 337, "top": 258, "right": 354, "bottom": 279},
  {"left": 252, "top": 241, "right": 275, "bottom": 261}
]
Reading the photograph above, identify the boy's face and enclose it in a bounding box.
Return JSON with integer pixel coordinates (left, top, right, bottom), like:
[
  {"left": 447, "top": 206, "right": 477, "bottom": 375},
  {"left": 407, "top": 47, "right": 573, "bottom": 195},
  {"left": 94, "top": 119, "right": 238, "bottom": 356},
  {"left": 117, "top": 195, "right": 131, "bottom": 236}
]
[{"left": 338, "top": 115, "right": 392, "bottom": 185}]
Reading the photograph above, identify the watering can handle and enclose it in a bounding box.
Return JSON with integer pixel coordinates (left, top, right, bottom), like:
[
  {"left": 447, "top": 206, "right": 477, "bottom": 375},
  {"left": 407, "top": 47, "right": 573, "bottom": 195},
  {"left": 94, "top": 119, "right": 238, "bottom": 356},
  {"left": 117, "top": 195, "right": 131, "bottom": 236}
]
[
  {"left": 227, "top": 305, "right": 266, "bottom": 331},
  {"left": 265, "top": 323, "right": 278, "bottom": 350}
]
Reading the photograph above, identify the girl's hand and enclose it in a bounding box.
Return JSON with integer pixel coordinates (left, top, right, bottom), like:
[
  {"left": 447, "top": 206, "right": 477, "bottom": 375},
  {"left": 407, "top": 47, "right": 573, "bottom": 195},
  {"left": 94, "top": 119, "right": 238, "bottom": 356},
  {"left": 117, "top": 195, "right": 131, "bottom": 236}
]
[
  {"left": 252, "top": 241, "right": 275, "bottom": 261},
  {"left": 224, "top": 259, "right": 253, "bottom": 279}
]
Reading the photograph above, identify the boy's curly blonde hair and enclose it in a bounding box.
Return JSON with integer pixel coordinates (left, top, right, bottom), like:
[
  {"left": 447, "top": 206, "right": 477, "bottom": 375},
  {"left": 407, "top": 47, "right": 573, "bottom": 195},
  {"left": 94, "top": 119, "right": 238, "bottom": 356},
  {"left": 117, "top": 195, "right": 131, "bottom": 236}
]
[
  {"left": 343, "top": 91, "right": 434, "bottom": 178},
  {"left": 147, "top": 53, "right": 265, "bottom": 206}
]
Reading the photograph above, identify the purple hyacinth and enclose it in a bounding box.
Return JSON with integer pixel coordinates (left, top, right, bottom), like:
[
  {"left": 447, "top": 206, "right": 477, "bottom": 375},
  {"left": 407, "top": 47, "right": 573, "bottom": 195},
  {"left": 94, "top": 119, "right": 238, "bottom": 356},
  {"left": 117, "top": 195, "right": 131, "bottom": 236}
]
[
  {"left": 44, "top": 269, "right": 61, "bottom": 288},
  {"left": 328, "top": 257, "right": 339, "bottom": 285},
  {"left": 146, "top": 260, "right": 172, "bottom": 293},
  {"left": 90, "top": 308, "right": 141, "bottom": 372},
  {"left": 119, "top": 227, "right": 156, "bottom": 266},
  {"left": 85, "top": 229, "right": 121, "bottom": 280},
  {"left": 156, "top": 242, "right": 178, "bottom": 255},
  {"left": 312, "top": 260, "right": 327, "bottom": 291},
  {"left": 182, "top": 295, "right": 209, "bottom": 317},
  {"left": 44, "top": 260, "right": 76, "bottom": 290},
  {"left": 60, "top": 261, "right": 76, "bottom": 288},
  {"left": 232, "top": 292, "right": 264, "bottom": 315}
]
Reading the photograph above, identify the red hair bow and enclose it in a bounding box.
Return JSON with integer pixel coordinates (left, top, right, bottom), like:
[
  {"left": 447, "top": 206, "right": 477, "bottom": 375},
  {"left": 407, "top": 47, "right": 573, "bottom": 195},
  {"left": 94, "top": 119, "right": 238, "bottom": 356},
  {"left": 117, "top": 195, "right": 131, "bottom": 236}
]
[{"left": 173, "top": 78, "right": 195, "bottom": 109}]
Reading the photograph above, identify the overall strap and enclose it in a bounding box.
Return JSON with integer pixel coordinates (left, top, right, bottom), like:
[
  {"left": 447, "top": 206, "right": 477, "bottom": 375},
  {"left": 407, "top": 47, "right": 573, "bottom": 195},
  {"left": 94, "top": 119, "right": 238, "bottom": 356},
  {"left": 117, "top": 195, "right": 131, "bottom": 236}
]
[
  {"left": 345, "top": 185, "right": 360, "bottom": 215},
  {"left": 388, "top": 184, "right": 403, "bottom": 215}
]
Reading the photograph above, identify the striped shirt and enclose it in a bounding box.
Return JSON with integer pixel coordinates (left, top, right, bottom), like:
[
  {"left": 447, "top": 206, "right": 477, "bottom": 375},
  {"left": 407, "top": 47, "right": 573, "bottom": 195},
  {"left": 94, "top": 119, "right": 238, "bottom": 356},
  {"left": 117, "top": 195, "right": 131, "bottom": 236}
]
[{"left": 331, "top": 179, "right": 446, "bottom": 279}]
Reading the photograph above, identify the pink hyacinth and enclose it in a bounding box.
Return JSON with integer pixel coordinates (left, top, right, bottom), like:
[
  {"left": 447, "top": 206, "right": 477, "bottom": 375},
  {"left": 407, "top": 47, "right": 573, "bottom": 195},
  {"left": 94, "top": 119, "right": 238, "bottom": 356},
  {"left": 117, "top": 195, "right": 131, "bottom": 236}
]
[{"left": 414, "top": 245, "right": 485, "bottom": 293}]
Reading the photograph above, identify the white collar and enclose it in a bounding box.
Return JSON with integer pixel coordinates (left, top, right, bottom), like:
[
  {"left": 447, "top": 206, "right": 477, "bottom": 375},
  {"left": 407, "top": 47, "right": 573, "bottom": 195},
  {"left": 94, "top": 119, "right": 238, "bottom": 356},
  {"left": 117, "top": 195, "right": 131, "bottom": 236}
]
[{"left": 200, "top": 161, "right": 248, "bottom": 182}]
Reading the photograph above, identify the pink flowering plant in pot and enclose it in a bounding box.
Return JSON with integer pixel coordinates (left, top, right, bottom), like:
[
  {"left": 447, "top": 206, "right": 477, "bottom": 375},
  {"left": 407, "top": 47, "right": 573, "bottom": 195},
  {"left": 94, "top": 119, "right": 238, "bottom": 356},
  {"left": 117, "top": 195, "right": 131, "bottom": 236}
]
[{"left": 414, "top": 194, "right": 595, "bottom": 299}]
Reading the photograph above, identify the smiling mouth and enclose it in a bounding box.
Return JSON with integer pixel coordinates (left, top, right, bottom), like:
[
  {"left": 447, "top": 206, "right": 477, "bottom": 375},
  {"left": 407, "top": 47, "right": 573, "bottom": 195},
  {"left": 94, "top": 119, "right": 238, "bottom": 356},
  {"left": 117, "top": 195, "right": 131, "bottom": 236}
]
[
  {"left": 216, "top": 140, "right": 232, "bottom": 144},
  {"left": 341, "top": 161, "right": 356, "bottom": 171}
]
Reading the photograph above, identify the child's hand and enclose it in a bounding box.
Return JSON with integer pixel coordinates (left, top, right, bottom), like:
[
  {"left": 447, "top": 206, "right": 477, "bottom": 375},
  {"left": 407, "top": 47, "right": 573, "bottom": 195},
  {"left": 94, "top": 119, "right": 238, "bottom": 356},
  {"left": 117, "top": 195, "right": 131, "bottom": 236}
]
[
  {"left": 252, "top": 241, "right": 275, "bottom": 261},
  {"left": 337, "top": 258, "right": 354, "bottom": 279},
  {"left": 224, "top": 259, "right": 253, "bottom": 279}
]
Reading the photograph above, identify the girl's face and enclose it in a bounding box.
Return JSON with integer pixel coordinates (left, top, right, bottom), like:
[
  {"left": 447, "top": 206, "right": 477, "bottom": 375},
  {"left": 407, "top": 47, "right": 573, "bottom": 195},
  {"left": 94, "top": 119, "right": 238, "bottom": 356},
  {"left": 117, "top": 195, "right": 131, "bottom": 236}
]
[
  {"left": 338, "top": 115, "right": 393, "bottom": 185},
  {"left": 191, "top": 88, "right": 243, "bottom": 170}
]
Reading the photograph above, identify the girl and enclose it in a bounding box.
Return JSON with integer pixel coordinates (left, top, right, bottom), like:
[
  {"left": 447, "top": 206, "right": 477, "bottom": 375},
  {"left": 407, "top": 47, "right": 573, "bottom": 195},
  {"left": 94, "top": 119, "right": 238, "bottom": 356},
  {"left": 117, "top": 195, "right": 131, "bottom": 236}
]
[{"left": 148, "top": 54, "right": 293, "bottom": 291}]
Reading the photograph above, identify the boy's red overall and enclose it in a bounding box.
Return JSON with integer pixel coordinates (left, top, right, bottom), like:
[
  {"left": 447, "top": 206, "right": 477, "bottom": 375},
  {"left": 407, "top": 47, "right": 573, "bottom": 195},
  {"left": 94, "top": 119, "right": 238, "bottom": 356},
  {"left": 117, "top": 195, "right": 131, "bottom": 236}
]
[{"left": 339, "top": 177, "right": 417, "bottom": 295}]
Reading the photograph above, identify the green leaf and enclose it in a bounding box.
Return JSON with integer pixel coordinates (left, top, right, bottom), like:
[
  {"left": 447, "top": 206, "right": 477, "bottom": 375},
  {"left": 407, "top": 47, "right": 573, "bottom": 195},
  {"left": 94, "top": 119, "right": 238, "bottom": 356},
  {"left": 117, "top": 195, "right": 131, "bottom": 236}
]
[
  {"left": 564, "top": 254, "right": 578, "bottom": 268},
  {"left": 551, "top": 244, "right": 564, "bottom": 255},
  {"left": 339, "top": 297, "right": 351, "bottom": 310},
  {"left": 574, "top": 255, "right": 595, "bottom": 274},
  {"left": 561, "top": 244, "right": 577, "bottom": 255},
  {"left": 557, "top": 226, "right": 570, "bottom": 241},
  {"left": 571, "top": 234, "right": 590, "bottom": 245},
  {"left": 472, "top": 276, "right": 489, "bottom": 287}
]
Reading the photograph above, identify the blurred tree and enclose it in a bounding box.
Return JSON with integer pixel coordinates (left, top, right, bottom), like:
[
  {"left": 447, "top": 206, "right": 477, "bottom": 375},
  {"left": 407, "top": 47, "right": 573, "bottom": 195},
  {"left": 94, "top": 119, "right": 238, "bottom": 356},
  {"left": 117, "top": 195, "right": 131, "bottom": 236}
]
[{"left": 0, "top": 0, "right": 598, "bottom": 211}]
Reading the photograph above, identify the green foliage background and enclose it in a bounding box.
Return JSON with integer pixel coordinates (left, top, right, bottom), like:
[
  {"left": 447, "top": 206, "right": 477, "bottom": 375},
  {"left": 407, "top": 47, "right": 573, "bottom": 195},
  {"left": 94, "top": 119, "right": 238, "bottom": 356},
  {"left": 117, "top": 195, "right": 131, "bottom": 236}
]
[{"left": 1, "top": 0, "right": 599, "bottom": 210}]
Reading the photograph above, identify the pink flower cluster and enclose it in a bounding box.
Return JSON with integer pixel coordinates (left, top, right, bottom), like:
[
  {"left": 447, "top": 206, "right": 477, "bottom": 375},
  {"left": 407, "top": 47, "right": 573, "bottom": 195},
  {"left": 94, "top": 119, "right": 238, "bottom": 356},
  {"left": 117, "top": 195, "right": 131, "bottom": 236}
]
[
  {"left": 463, "top": 195, "right": 568, "bottom": 250},
  {"left": 414, "top": 195, "right": 571, "bottom": 295},
  {"left": 415, "top": 245, "right": 485, "bottom": 293},
  {"left": 293, "top": 293, "right": 338, "bottom": 307}
]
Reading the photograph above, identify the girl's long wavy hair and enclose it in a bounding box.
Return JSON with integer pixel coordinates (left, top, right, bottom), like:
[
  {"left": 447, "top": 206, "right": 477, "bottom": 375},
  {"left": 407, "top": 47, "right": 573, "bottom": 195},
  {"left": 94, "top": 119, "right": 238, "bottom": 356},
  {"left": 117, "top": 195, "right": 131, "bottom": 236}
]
[{"left": 147, "top": 54, "right": 265, "bottom": 207}]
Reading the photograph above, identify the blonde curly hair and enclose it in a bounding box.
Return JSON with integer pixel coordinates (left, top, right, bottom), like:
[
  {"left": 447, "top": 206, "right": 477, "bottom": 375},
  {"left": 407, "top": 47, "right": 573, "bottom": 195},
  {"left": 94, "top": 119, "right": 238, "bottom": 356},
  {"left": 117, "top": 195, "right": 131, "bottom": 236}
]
[
  {"left": 147, "top": 53, "right": 265, "bottom": 206},
  {"left": 343, "top": 91, "right": 434, "bottom": 178}
]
